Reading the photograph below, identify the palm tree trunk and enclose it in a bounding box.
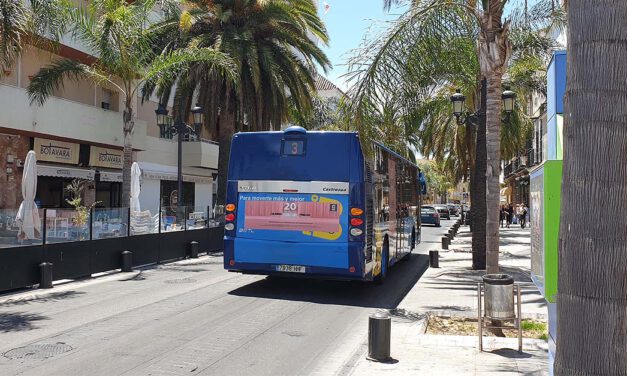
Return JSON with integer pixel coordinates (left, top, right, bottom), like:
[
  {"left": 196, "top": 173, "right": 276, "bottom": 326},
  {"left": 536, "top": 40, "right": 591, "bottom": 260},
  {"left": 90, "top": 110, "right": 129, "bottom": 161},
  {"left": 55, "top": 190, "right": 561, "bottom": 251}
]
[
  {"left": 554, "top": 1, "right": 627, "bottom": 374},
  {"left": 485, "top": 74, "right": 502, "bottom": 274},
  {"left": 472, "top": 77, "right": 487, "bottom": 270},
  {"left": 121, "top": 107, "right": 134, "bottom": 207}
]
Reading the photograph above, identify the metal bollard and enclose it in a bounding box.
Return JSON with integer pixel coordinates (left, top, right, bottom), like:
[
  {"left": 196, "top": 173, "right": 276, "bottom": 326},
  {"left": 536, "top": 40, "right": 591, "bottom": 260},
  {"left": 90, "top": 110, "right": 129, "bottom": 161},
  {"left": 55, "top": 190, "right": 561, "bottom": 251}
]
[
  {"left": 441, "top": 236, "right": 449, "bottom": 250},
  {"left": 368, "top": 311, "right": 391, "bottom": 362},
  {"left": 429, "top": 250, "right": 439, "bottom": 268},
  {"left": 189, "top": 241, "right": 199, "bottom": 258},
  {"left": 448, "top": 229, "right": 454, "bottom": 240},
  {"left": 121, "top": 251, "right": 133, "bottom": 272},
  {"left": 39, "top": 262, "right": 53, "bottom": 289}
]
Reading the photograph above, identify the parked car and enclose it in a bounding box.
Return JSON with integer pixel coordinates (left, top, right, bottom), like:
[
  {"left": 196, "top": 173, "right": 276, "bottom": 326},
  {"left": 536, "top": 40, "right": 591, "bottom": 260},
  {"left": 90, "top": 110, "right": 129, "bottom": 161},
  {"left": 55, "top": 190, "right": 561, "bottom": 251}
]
[
  {"left": 420, "top": 206, "right": 441, "bottom": 227},
  {"left": 434, "top": 205, "right": 451, "bottom": 220},
  {"left": 446, "top": 204, "right": 459, "bottom": 216}
]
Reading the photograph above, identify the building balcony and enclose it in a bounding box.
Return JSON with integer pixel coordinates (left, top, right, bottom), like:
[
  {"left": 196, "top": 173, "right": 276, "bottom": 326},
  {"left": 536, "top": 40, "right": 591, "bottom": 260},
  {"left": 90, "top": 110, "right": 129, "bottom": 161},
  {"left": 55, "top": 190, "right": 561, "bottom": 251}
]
[
  {"left": 504, "top": 148, "right": 538, "bottom": 179},
  {"left": 0, "top": 84, "right": 147, "bottom": 150},
  {"left": 182, "top": 138, "right": 219, "bottom": 170}
]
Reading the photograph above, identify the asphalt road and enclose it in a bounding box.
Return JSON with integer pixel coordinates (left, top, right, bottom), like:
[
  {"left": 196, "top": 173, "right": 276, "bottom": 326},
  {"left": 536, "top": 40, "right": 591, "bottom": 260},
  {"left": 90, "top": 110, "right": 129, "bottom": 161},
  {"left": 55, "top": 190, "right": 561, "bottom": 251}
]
[{"left": 0, "top": 219, "right": 457, "bottom": 376}]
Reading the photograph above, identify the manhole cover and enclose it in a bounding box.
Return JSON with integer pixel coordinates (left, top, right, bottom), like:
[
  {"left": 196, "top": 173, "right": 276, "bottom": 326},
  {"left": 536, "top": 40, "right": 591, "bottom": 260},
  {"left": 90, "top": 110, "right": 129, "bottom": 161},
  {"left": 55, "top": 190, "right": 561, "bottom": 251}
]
[
  {"left": 164, "top": 278, "right": 197, "bottom": 284},
  {"left": 4, "top": 343, "right": 73, "bottom": 360}
]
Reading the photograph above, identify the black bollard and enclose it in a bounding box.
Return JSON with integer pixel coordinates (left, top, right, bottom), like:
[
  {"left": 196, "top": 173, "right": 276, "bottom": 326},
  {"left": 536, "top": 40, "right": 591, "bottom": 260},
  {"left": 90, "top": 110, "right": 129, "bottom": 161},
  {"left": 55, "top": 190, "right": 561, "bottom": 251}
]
[
  {"left": 189, "top": 241, "right": 199, "bottom": 258},
  {"left": 368, "top": 311, "right": 392, "bottom": 362},
  {"left": 441, "top": 236, "right": 449, "bottom": 250},
  {"left": 429, "top": 250, "right": 439, "bottom": 268},
  {"left": 39, "top": 262, "right": 53, "bottom": 289},
  {"left": 448, "top": 229, "right": 454, "bottom": 240},
  {"left": 121, "top": 251, "right": 133, "bottom": 272}
]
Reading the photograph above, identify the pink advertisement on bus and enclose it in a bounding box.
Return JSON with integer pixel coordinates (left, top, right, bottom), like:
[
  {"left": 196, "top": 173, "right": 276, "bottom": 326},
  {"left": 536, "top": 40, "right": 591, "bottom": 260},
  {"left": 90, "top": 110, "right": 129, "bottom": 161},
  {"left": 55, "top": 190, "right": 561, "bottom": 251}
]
[{"left": 237, "top": 192, "right": 349, "bottom": 242}]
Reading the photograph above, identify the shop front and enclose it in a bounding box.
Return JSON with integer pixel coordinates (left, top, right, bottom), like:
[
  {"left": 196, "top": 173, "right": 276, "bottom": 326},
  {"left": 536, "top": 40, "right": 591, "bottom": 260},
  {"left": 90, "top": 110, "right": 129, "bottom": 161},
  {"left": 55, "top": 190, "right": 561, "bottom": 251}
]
[
  {"left": 139, "top": 162, "right": 214, "bottom": 231},
  {"left": 89, "top": 145, "right": 123, "bottom": 208},
  {"left": 33, "top": 137, "right": 97, "bottom": 208}
]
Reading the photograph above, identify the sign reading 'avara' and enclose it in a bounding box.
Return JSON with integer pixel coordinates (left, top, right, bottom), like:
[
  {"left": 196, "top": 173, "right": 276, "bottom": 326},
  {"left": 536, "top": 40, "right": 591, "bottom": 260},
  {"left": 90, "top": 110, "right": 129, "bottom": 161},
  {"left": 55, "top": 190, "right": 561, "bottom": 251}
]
[
  {"left": 34, "top": 138, "right": 80, "bottom": 164},
  {"left": 89, "top": 146, "right": 123, "bottom": 169}
]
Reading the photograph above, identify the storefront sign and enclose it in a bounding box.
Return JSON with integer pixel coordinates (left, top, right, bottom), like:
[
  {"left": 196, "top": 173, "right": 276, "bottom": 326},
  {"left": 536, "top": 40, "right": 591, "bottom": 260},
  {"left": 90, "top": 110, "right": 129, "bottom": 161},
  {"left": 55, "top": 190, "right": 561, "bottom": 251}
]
[
  {"left": 142, "top": 171, "right": 212, "bottom": 184},
  {"left": 34, "top": 138, "right": 79, "bottom": 164},
  {"left": 89, "top": 146, "right": 123, "bottom": 169}
]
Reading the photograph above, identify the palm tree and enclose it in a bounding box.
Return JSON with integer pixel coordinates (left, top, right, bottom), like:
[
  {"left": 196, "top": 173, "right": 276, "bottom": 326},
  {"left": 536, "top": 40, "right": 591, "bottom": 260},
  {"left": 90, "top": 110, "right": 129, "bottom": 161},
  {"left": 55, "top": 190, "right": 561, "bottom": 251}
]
[
  {"left": 554, "top": 1, "right": 627, "bottom": 374},
  {"left": 146, "top": 0, "right": 331, "bottom": 208},
  {"left": 0, "top": 0, "right": 28, "bottom": 70},
  {"left": 0, "top": 0, "right": 68, "bottom": 71},
  {"left": 27, "top": 0, "right": 237, "bottom": 206},
  {"left": 345, "top": 0, "right": 563, "bottom": 272}
]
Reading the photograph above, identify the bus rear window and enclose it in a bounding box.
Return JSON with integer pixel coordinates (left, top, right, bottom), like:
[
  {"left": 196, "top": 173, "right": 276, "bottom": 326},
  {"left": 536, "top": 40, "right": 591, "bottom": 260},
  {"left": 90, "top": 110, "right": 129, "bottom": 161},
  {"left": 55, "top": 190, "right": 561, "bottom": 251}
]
[{"left": 282, "top": 140, "right": 305, "bottom": 156}]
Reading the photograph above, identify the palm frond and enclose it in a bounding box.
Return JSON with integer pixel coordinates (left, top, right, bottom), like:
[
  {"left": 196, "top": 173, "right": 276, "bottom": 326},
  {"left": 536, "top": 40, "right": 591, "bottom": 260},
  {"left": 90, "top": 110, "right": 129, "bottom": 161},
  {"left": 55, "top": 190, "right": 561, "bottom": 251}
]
[
  {"left": 27, "top": 59, "right": 114, "bottom": 105},
  {"left": 0, "top": 0, "right": 28, "bottom": 70}
]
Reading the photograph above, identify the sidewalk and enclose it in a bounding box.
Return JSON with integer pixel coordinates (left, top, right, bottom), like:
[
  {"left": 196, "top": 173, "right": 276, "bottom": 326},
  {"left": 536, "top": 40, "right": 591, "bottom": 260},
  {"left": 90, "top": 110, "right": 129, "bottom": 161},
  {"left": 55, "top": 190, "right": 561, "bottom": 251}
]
[{"left": 348, "top": 223, "right": 549, "bottom": 376}]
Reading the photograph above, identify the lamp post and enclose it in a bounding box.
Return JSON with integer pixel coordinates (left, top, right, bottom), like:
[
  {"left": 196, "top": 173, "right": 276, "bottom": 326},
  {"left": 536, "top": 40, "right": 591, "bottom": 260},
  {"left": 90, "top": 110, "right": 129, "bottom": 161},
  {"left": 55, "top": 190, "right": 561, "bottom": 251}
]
[
  {"left": 450, "top": 79, "right": 515, "bottom": 269},
  {"left": 155, "top": 102, "right": 204, "bottom": 209}
]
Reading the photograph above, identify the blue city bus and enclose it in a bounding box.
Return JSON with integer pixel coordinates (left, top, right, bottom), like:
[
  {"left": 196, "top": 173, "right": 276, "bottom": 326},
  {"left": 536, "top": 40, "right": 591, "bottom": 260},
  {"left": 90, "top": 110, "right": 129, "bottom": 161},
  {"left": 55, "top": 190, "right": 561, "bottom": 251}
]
[{"left": 223, "top": 126, "right": 422, "bottom": 282}]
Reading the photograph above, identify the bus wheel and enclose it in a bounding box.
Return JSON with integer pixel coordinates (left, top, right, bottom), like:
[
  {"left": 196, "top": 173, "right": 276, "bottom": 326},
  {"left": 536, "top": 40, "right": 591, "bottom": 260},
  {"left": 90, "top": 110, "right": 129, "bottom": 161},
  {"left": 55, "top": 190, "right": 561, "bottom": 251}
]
[{"left": 374, "top": 244, "right": 389, "bottom": 285}]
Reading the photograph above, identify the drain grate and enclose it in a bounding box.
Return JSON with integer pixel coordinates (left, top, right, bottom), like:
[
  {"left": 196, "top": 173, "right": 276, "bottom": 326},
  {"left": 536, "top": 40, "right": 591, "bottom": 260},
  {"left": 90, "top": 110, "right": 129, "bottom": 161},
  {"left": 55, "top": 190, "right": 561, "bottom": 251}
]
[
  {"left": 164, "top": 278, "right": 197, "bottom": 284},
  {"left": 4, "top": 342, "right": 73, "bottom": 360}
]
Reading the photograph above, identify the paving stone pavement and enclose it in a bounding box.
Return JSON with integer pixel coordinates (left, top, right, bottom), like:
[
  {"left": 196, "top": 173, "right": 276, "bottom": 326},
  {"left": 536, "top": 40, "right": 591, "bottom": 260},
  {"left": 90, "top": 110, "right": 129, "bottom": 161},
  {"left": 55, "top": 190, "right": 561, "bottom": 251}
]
[{"left": 347, "top": 222, "right": 549, "bottom": 376}]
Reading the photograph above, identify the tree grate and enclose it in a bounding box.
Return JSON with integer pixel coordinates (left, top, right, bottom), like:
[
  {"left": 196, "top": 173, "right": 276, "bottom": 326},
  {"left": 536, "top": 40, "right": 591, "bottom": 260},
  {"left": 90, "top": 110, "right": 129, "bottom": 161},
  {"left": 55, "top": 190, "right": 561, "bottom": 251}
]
[{"left": 4, "top": 343, "right": 73, "bottom": 360}]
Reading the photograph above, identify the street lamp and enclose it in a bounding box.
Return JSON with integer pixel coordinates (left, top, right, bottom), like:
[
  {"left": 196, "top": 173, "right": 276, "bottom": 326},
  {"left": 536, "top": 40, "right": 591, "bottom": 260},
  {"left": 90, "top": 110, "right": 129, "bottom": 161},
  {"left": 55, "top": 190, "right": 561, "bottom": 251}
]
[
  {"left": 155, "top": 102, "right": 203, "bottom": 209},
  {"left": 191, "top": 103, "right": 204, "bottom": 136},
  {"left": 450, "top": 89, "right": 466, "bottom": 118},
  {"left": 502, "top": 89, "right": 516, "bottom": 119},
  {"left": 155, "top": 104, "right": 170, "bottom": 138},
  {"left": 450, "top": 85, "right": 517, "bottom": 126}
]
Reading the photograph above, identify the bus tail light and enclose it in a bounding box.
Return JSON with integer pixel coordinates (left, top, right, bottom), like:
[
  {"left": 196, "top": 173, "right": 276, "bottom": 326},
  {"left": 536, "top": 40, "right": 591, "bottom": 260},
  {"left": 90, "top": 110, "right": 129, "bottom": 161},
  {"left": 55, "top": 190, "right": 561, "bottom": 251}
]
[
  {"left": 350, "top": 228, "right": 363, "bottom": 236},
  {"left": 225, "top": 213, "right": 235, "bottom": 222},
  {"left": 349, "top": 266, "right": 356, "bottom": 273},
  {"left": 350, "top": 208, "right": 364, "bottom": 216},
  {"left": 229, "top": 259, "right": 235, "bottom": 266},
  {"left": 350, "top": 218, "right": 363, "bottom": 226},
  {"left": 225, "top": 223, "right": 235, "bottom": 231},
  {"left": 225, "top": 204, "right": 236, "bottom": 212}
]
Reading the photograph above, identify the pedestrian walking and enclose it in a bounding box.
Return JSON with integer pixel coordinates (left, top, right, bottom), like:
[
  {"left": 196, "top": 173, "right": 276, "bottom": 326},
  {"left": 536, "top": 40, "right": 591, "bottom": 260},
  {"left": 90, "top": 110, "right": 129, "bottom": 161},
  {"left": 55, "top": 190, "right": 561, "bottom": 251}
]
[
  {"left": 506, "top": 204, "right": 513, "bottom": 228},
  {"left": 519, "top": 203, "right": 528, "bottom": 229},
  {"left": 499, "top": 205, "right": 506, "bottom": 228}
]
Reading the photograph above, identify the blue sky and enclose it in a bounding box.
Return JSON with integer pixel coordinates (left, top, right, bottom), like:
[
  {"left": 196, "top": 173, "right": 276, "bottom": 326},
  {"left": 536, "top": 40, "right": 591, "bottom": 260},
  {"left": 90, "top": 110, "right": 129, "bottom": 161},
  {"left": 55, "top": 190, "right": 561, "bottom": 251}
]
[
  {"left": 316, "top": 1, "right": 407, "bottom": 92},
  {"left": 315, "top": 0, "right": 541, "bottom": 92}
]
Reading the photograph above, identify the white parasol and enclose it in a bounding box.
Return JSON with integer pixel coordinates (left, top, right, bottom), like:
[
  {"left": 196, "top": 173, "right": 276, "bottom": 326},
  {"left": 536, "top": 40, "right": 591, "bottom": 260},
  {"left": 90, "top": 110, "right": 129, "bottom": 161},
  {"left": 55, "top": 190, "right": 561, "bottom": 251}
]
[
  {"left": 130, "top": 162, "right": 141, "bottom": 212},
  {"left": 15, "top": 151, "right": 41, "bottom": 240}
]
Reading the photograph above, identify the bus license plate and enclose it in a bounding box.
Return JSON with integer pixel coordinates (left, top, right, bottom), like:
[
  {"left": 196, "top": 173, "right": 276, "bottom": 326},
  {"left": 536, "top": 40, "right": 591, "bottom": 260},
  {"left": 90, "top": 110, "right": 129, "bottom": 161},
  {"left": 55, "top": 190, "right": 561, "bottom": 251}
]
[{"left": 276, "top": 265, "right": 306, "bottom": 273}]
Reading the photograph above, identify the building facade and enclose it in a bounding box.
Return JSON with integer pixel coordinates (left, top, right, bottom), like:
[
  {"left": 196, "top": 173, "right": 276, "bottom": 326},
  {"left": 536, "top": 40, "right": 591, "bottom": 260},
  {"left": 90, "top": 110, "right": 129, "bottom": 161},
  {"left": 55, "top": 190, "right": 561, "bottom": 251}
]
[{"left": 0, "top": 40, "right": 218, "bottom": 216}]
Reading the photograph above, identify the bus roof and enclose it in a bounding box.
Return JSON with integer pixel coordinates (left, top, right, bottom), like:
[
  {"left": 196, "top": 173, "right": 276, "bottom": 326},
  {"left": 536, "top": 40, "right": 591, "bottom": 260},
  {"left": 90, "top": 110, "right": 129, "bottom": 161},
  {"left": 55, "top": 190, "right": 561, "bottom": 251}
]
[{"left": 227, "top": 128, "right": 364, "bottom": 182}]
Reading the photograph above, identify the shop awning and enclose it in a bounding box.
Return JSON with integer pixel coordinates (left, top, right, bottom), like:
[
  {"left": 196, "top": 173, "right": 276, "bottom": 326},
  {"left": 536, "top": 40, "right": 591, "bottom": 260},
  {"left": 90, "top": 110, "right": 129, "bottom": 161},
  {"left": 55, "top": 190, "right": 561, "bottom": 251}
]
[
  {"left": 99, "top": 171, "right": 122, "bottom": 182},
  {"left": 37, "top": 164, "right": 95, "bottom": 180},
  {"left": 138, "top": 162, "right": 213, "bottom": 184}
]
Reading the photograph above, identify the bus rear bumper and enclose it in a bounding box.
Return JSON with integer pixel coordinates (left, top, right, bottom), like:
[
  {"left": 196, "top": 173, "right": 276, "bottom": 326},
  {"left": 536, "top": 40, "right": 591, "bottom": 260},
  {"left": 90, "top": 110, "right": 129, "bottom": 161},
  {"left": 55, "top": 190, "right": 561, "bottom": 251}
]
[{"left": 223, "top": 237, "right": 368, "bottom": 280}]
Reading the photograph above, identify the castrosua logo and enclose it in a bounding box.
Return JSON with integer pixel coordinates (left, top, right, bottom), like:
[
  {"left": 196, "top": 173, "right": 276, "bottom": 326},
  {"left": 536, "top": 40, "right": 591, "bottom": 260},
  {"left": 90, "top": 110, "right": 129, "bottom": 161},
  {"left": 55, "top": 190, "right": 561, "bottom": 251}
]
[{"left": 322, "top": 187, "right": 347, "bottom": 192}]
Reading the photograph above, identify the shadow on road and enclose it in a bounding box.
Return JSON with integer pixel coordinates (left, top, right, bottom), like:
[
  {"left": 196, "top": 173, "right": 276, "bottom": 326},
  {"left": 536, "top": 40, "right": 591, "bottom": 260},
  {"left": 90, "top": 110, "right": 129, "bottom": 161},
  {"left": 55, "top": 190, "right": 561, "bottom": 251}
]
[
  {"left": 0, "top": 291, "right": 85, "bottom": 308},
  {"left": 228, "top": 254, "right": 429, "bottom": 309},
  {"left": 0, "top": 311, "right": 48, "bottom": 332}
]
